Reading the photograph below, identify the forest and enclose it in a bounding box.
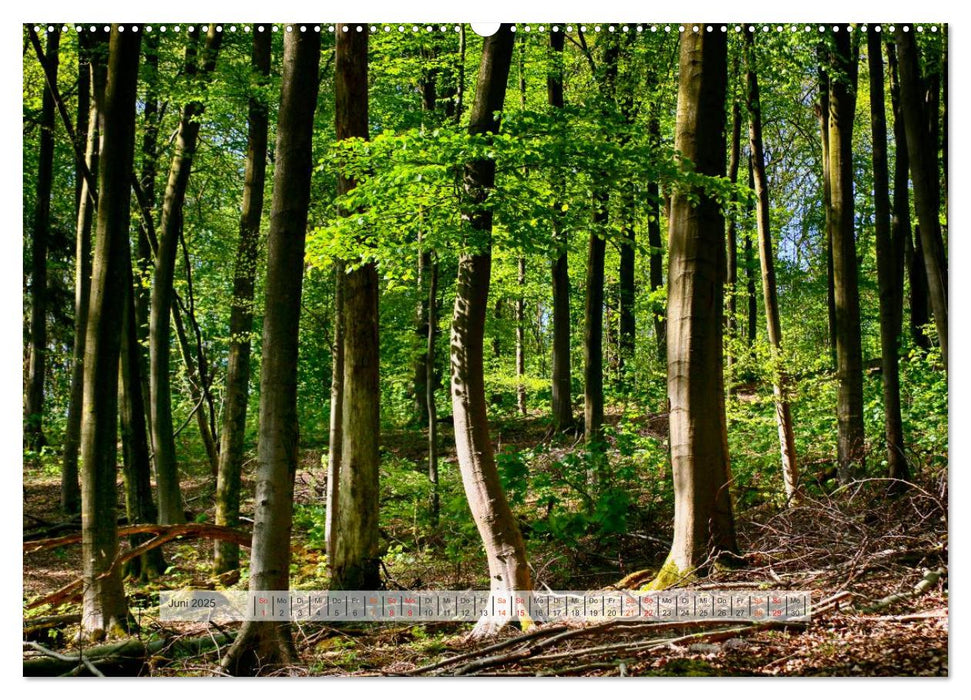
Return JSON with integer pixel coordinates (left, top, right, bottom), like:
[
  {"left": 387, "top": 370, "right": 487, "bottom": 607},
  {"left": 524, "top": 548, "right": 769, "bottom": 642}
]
[{"left": 22, "top": 22, "right": 947, "bottom": 677}]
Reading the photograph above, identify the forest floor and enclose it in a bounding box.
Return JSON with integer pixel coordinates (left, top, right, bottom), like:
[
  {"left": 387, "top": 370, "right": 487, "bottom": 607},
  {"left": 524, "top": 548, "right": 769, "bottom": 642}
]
[{"left": 23, "top": 408, "right": 948, "bottom": 677}]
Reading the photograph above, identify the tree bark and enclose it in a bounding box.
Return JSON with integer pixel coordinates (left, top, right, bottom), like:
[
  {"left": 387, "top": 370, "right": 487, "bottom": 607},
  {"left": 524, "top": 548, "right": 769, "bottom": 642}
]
[
  {"left": 450, "top": 25, "right": 532, "bottom": 637},
  {"left": 329, "top": 25, "right": 380, "bottom": 591},
  {"left": 120, "top": 257, "right": 166, "bottom": 581},
  {"left": 744, "top": 31, "right": 799, "bottom": 500},
  {"left": 828, "top": 28, "right": 865, "bottom": 481},
  {"left": 325, "top": 261, "right": 344, "bottom": 564},
  {"left": 25, "top": 28, "right": 60, "bottom": 450},
  {"left": 618, "top": 189, "right": 636, "bottom": 371},
  {"left": 79, "top": 24, "right": 141, "bottom": 640},
  {"left": 744, "top": 158, "right": 758, "bottom": 347},
  {"left": 724, "top": 100, "right": 741, "bottom": 385},
  {"left": 516, "top": 256, "right": 527, "bottom": 414},
  {"left": 149, "top": 27, "right": 223, "bottom": 525},
  {"left": 647, "top": 113, "right": 666, "bottom": 365},
  {"left": 895, "top": 28, "right": 947, "bottom": 370},
  {"left": 214, "top": 25, "right": 272, "bottom": 576},
  {"left": 548, "top": 29, "right": 574, "bottom": 432},
  {"left": 656, "top": 26, "right": 737, "bottom": 585},
  {"left": 63, "top": 32, "right": 105, "bottom": 515},
  {"left": 220, "top": 27, "right": 320, "bottom": 676},
  {"left": 426, "top": 255, "right": 440, "bottom": 524},
  {"left": 868, "top": 32, "right": 909, "bottom": 486},
  {"left": 817, "top": 52, "right": 838, "bottom": 369}
]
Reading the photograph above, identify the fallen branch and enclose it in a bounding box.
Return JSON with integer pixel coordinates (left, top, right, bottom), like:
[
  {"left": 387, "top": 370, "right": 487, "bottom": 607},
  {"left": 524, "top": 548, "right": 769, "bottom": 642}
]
[{"left": 25, "top": 523, "right": 251, "bottom": 554}]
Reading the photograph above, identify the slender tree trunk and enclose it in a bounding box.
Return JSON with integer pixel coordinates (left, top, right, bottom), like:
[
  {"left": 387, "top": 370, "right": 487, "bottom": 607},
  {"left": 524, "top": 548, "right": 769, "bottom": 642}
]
[
  {"left": 214, "top": 26, "right": 272, "bottom": 576},
  {"left": 325, "top": 261, "right": 344, "bottom": 564},
  {"left": 887, "top": 43, "right": 913, "bottom": 351},
  {"left": 426, "top": 255, "right": 440, "bottom": 524},
  {"left": 516, "top": 256, "right": 527, "bottom": 414},
  {"left": 868, "top": 32, "right": 909, "bottom": 486},
  {"left": 817, "top": 54, "right": 838, "bottom": 369},
  {"left": 657, "top": 26, "right": 737, "bottom": 585},
  {"left": 584, "top": 194, "right": 607, "bottom": 443},
  {"left": 744, "top": 158, "right": 758, "bottom": 347},
  {"left": 149, "top": 28, "right": 223, "bottom": 525},
  {"left": 79, "top": 24, "right": 141, "bottom": 640},
  {"left": 450, "top": 26, "right": 531, "bottom": 637},
  {"left": 618, "top": 189, "right": 636, "bottom": 371},
  {"left": 63, "top": 33, "right": 105, "bottom": 514},
  {"left": 548, "top": 29, "right": 574, "bottom": 432},
  {"left": 895, "top": 28, "right": 948, "bottom": 370},
  {"left": 744, "top": 32, "right": 799, "bottom": 500},
  {"left": 828, "top": 28, "right": 866, "bottom": 481},
  {"left": 120, "top": 258, "right": 166, "bottom": 581},
  {"left": 220, "top": 27, "right": 320, "bottom": 676},
  {"left": 330, "top": 25, "right": 380, "bottom": 591},
  {"left": 135, "top": 33, "right": 160, "bottom": 446},
  {"left": 413, "top": 251, "right": 430, "bottom": 422},
  {"left": 647, "top": 113, "right": 666, "bottom": 364},
  {"left": 25, "top": 28, "right": 60, "bottom": 450},
  {"left": 725, "top": 100, "right": 741, "bottom": 386}
]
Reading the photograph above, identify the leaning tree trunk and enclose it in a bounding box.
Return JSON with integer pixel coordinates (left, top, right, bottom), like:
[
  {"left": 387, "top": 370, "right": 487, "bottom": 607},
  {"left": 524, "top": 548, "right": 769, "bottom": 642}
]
[
  {"left": 79, "top": 24, "right": 141, "bottom": 641},
  {"left": 654, "top": 25, "right": 737, "bottom": 587},
  {"left": 149, "top": 27, "right": 223, "bottom": 525},
  {"left": 548, "top": 28, "right": 574, "bottom": 432},
  {"left": 450, "top": 25, "right": 532, "bottom": 637},
  {"left": 25, "top": 28, "right": 60, "bottom": 451},
  {"left": 869, "top": 32, "right": 909, "bottom": 486},
  {"left": 895, "top": 27, "right": 948, "bottom": 371},
  {"left": 828, "top": 28, "right": 866, "bottom": 482},
  {"left": 887, "top": 43, "right": 924, "bottom": 353},
  {"left": 214, "top": 25, "right": 272, "bottom": 577},
  {"left": 744, "top": 31, "right": 799, "bottom": 501},
  {"left": 220, "top": 27, "right": 320, "bottom": 677},
  {"left": 63, "top": 32, "right": 105, "bottom": 515},
  {"left": 330, "top": 25, "right": 381, "bottom": 591}
]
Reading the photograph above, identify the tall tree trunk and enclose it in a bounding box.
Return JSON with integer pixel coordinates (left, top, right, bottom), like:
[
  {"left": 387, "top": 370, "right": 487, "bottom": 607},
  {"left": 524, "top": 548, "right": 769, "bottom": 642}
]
[
  {"left": 817, "top": 53, "right": 838, "bottom": 369},
  {"left": 214, "top": 26, "right": 272, "bottom": 576},
  {"left": 895, "top": 28, "right": 948, "bottom": 370},
  {"left": 516, "top": 256, "right": 527, "bottom": 414},
  {"left": 426, "top": 254, "right": 440, "bottom": 524},
  {"left": 25, "top": 28, "right": 60, "bottom": 450},
  {"left": 655, "top": 26, "right": 737, "bottom": 587},
  {"left": 647, "top": 113, "right": 666, "bottom": 365},
  {"left": 584, "top": 39, "right": 619, "bottom": 445},
  {"left": 120, "top": 258, "right": 166, "bottom": 581},
  {"left": 330, "top": 25, "right": 380, "bottom": 591},
  {"left": 744, "top": 157, "right": 758, "bottom": 347},
  {"left": 450, "top": 25, "right": 531, "bottom": 637},
  {"left": 63, "top": 33, "right": 105, "bottom": 514},
  {"left": 868, "top": 32, "right": 909, "bottom": 486},
  {"left": 548, "top": 29, "right": 574, "bottom": 432},
  {"left": 724, "top": 100, "right": 741, "bottom": 386},
  {"left": 584, "top": 194, "right": 607, "bottom": 443},
  {"left": 79, "top": 24, "right": 141, "bottom": 640},
  {"left": 744, "top": 31, "right": 799, "bottom": 501},
  {"left": 618, "top": 189, "right": 636, "bottom": 371},
  {"left": 135, "top": 33, "right": 160, "bottom": 446},
  {"left": 325, "top": 261, "right": 344, "bottom": 564},
  {"left": 220, "top": 27, "right": 320, "bottom": 676},
  {"left": 149, "top": 27, "right": 223, "bottom": 525},
  {"left": 828, "top": 28, "right": 865, "bottom": 481}
]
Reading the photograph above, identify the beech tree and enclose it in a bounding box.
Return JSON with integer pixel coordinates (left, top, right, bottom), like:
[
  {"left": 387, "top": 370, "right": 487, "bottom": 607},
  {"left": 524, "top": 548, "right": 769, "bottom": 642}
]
[
  {"left": 78, "top": 24, "right": 141, "bottom": 640},
  {"left": 743, "top": 30, "right": 799, "bottom": 500},
  {"left": 149, "top": 26, "right": 223, "bottom": 525},
  {"left": 826, "top": 28, "right": 865, "bottom": 482},
  {"left": 653, "top": 26, "right": 737, "bottom": 585},
  {"left": 450, "top": 24, "right": 532, "bottom": 636},
  {"left": 331, "top": 24, "right": 381, "bottom": 591},
  {"left": 221, "top": 27, "right": 320, "bottom": 675},
  {"left": 214, "top": 24, "right": 272, "bottom": 577},
  {"left": 25, "top": 28, "right": 59, "bottom": 451}
]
